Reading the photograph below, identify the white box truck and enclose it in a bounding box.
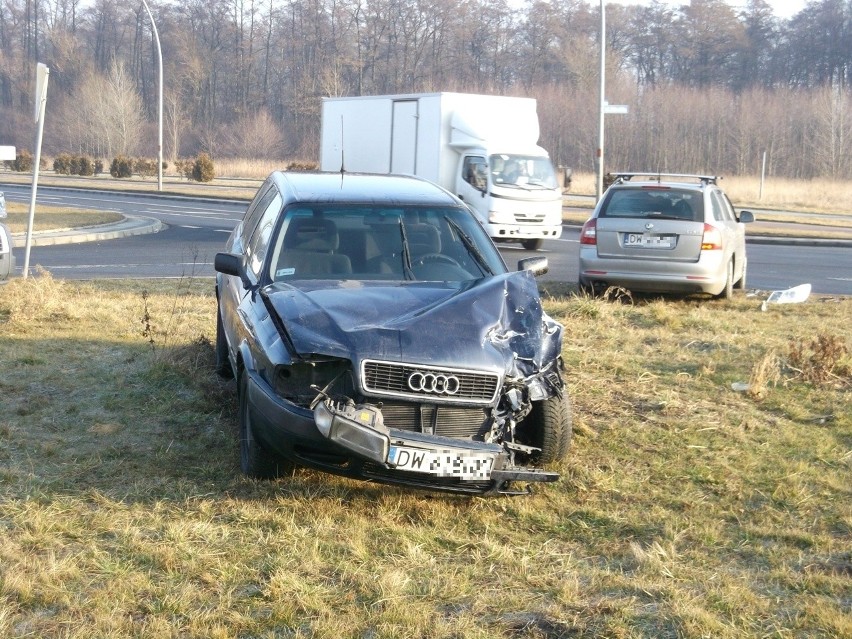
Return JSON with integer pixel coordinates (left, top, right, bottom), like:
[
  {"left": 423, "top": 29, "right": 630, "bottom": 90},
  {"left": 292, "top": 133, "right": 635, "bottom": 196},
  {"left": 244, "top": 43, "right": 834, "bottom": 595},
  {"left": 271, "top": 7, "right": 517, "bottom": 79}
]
[{"left": 320, "top": 92, "right": 563, "bottom": 250}]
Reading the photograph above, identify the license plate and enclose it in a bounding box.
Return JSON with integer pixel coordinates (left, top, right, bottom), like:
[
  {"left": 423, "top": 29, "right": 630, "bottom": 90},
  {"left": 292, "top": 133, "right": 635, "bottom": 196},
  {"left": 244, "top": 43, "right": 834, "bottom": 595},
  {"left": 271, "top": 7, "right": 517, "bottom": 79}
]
[
  {"left": 624, "top": 233, "right": 674, "bottom": 248},
  {"left": 387, "top": 445, "right": 494, "bottom": 480}
]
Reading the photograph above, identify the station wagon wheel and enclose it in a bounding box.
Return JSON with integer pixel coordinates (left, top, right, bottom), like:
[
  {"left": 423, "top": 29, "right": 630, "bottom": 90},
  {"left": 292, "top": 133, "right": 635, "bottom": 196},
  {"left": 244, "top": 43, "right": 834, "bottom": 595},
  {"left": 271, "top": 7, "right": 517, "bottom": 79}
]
[
  {"left": 214, "top": 308, "right": 233, "bottom": 379},
  {"left": 735, "top": 257, "right": 747, "bottom": 290},
  {"left": 519, "top": 393, "right": 573, "bottom": 464},
  {"left": 717, "top": 259, "right": 734, "bottom": 301},
  {"left": 238, "top": 372, "right": 295, "bottom": 479}
]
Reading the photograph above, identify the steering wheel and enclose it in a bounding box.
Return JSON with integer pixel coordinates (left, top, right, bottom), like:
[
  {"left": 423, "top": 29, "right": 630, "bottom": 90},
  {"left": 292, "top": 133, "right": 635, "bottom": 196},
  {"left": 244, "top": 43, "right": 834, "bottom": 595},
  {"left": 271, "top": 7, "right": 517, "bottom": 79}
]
[{"left": 415, "top": 253, "right": 461, "bottom": 267}]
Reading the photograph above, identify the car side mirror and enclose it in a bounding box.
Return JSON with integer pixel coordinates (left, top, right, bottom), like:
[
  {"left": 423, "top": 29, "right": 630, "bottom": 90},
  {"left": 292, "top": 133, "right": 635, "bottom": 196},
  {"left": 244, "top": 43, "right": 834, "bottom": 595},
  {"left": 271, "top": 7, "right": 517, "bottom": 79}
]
[
  {"left": 518, "top": 256, "right": 548, "bottom": 277},
  {"left": 738, "top": 210, "right": 755, "bottom": 223},
  {"left": 215, "top": 252, "right": 252, "bottom": 288}
]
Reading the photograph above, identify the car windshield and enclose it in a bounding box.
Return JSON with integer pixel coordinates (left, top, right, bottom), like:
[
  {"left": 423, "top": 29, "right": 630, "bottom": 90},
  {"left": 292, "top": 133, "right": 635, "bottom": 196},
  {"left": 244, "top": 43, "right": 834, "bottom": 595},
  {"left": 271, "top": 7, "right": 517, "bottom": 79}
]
[
  {"left": 266, "top": 205, "right": 507, "bottom": 282},
  {"left": 490, "top": 154, "right": 558, "bottom": 189},
  {"left": 600, "top": 188, "right": 704, "bottom": 222}
]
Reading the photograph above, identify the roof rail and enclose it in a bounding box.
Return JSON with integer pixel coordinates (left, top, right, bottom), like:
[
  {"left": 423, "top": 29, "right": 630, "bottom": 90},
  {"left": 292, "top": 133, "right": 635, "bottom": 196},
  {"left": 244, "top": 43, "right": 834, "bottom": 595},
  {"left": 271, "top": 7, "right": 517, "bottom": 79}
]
[{"left": 609, "top": 172, "right": 720, "bottom": 185}]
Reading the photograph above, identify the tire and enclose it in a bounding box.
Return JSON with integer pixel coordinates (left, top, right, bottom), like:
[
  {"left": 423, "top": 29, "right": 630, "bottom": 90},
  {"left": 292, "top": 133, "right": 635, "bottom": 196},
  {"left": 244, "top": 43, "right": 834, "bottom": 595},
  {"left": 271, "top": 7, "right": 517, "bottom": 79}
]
[
  {"left": 717, "top": 259, "right": 734, "bottom": 300},
  {"left": 521, "top": 393, "right": 573, "bottom": 464},
  {"left": 522, "top": 238, "right": 544, "bottom": 250},
  {"left": 735, "top": 257, "right": 747, "bottom": 290},
  {"left": 214, "top": 308, "right": 234, "bottom": 378},
  {"left": 238, "top": 372, "right": 295, "bottom": 479}
]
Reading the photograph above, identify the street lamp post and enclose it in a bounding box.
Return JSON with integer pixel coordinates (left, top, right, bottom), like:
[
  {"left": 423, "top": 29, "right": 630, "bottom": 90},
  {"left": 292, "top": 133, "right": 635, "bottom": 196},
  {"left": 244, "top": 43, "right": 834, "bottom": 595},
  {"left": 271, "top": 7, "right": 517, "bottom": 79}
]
[
  {"left": 140, "top": 0, "right": 163, "bottom": 192},
  {"left": 596, "top": 0, "right": 606, "bottom": 201},
  {"left": 596, "top": 0, "right": 628, "bottom": 201}
]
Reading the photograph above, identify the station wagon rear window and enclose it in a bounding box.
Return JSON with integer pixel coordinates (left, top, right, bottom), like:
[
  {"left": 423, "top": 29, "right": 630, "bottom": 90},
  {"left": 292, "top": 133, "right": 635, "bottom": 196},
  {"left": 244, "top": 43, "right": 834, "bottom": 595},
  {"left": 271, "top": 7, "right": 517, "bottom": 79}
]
[{"left": 600, "top": 188, "right": 704, "bottom": 222}]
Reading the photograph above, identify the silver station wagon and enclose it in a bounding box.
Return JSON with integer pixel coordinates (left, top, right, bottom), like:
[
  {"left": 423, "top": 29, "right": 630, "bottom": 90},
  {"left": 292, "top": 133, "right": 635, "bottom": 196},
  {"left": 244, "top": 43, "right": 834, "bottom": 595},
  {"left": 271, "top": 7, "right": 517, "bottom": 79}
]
[{"left": 578, "top": 173, "right": 754, "bottom": 298}]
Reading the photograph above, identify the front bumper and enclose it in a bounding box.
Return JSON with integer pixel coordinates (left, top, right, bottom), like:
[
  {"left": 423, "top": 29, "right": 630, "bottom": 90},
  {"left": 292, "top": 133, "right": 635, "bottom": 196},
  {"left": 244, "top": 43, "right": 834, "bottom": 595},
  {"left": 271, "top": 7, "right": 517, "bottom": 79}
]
[
  {"left": 245, "top": 369, "right": 559, "bottom": 494},
  {"left": 488, "top": 223, "right": 563, "bottom": 241}
]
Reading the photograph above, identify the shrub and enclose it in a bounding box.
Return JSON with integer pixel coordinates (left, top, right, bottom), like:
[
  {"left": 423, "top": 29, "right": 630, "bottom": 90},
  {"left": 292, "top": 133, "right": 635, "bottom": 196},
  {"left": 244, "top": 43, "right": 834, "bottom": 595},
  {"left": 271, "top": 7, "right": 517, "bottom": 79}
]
[
  {"left": 94, "top": 159, "right": 105, "bottom": 175},
  {"left": 9, "top": 150, "right": 33, "bottom": 172},
  {"left": 77, "top": 156, "right": 95, "bottom": 176},
  {"left": 285, "top": 160, "right": 319, "bottom": 171},
  {"left": 134, "top": 157, "right": 158, "bottom": 179},
  {"left": 110, "top": 155, "right": 134, "bottom": 178},
  {"left": 54, "top": 153, "right": 74, "bottom": 175},
  {"left": 192, "top": 153, "right": 215, "bottom": 182}
]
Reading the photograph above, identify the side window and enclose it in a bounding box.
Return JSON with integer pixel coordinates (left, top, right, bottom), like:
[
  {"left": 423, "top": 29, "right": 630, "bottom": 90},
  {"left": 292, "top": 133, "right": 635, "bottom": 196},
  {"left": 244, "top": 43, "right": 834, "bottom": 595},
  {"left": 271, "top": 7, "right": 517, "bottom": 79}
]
[
  {"left": 720, "top": 192, "right": 737, "bottom": 222},
  {"left": 240, "top": 181, "right": 277, "bottom": 247},
  {"left": 710, "top": 191, "right": 727, "bottom": 222},
  {"left": 245, "top": 191, "right": 283, "bottom": 278},
  {"left": 462, "top": 156, "right": 487, "bottom": 191}
]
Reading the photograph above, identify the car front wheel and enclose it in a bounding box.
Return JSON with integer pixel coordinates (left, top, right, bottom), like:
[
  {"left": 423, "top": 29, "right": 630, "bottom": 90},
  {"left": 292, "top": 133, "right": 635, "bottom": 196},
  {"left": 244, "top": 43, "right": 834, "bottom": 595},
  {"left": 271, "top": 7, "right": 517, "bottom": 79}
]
[
  {"left": 238, "top": 372, "right": 295, "bottom": 479},
  {"left": 518, "top": 393, "right": 572, "bottom": 464}
]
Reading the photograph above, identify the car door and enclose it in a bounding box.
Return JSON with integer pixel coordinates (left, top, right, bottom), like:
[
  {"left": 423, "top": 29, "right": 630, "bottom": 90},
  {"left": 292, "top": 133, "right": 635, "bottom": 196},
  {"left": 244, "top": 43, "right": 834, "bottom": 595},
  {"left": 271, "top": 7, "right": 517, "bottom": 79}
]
[
  {"left": 710, "top": 190, "right": 740, "bottom": 263},
  {"left": 220, "top": 188, "right": 284, "bottom": 366}
]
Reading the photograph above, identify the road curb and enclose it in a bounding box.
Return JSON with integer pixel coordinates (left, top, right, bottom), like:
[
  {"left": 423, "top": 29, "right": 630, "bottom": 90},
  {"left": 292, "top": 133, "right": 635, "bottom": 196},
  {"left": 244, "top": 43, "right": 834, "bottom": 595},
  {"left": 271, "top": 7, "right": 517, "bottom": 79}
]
[{"left": 11, "top": 215, "right": 166, "bottom": 248}]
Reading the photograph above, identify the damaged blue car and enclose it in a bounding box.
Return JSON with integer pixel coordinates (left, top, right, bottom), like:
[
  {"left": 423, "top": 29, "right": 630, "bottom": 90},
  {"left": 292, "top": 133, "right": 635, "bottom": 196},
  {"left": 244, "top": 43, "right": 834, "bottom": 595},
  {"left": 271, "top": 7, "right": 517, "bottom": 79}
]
[{"left": 214, "top": 172, "right": 571, "bottom": 495}]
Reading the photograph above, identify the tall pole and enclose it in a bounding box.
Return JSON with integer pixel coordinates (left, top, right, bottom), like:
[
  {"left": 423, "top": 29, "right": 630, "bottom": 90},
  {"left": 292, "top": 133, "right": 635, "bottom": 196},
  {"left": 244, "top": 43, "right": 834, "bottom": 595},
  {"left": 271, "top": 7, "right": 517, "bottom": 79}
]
[
  {"left": 23, "top": 63, "right": 49, "bottom": 279},
  {"left": 140, "top": 0, "right": 163, "bottom": 192},
  {"left": 596, "top": 0, "right": 606, "bottom": 201}
]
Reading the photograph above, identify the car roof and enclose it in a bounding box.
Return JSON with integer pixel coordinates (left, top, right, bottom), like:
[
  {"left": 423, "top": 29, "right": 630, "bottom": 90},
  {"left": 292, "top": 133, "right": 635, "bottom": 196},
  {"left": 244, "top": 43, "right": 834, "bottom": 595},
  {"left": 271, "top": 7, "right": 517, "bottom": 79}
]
[{"left": 269, "top": 171, "right": 463, "bottom": 207}]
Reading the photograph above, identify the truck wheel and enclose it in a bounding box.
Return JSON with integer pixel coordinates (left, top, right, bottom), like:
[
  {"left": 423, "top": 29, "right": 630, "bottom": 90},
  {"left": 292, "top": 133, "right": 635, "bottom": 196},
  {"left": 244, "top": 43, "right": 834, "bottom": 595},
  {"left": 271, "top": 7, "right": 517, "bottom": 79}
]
[
  {"left": 238, "top": 372, "right": 295, "bottom": 479},
  {"left": 518, "top": 393, "right": 572, "bottom": 464},
  {"left": 522, "top": 238, "right": 544, "bottom": 250}
]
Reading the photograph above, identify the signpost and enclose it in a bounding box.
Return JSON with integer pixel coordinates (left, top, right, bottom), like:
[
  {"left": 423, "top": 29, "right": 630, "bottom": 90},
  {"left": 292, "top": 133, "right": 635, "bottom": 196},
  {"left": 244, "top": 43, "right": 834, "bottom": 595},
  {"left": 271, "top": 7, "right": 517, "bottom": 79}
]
[{"left": 22, "top": 63, "right": 49, "bottom": 279}]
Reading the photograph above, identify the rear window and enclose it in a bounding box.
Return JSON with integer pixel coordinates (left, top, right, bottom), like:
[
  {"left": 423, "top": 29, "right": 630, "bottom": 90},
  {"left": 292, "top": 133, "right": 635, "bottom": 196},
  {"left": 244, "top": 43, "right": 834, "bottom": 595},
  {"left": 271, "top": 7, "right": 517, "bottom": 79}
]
[{"left": 600, "top": 188, "right": 704, "bottom": 222}]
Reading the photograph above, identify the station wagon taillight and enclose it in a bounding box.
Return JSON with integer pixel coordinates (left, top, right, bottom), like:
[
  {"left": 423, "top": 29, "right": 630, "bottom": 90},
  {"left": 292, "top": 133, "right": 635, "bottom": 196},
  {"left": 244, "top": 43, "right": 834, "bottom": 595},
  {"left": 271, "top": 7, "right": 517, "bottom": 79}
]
[
  {"left": 580, "top": 219, "right": 597, "bottom": 245},
  {"left": 701, "top": 224, "right": 723, "bottom": 250}
]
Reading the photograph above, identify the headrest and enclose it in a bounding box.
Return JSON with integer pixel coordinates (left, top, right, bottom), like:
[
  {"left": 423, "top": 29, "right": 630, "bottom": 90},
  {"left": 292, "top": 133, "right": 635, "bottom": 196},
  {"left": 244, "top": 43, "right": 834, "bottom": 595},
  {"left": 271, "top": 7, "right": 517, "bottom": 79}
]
[
  {"left": 284, "top": 217, "right": 339, "bottom": 252},
  {"left": 406, "top": 223, "right": 441, "bottom": 254}
]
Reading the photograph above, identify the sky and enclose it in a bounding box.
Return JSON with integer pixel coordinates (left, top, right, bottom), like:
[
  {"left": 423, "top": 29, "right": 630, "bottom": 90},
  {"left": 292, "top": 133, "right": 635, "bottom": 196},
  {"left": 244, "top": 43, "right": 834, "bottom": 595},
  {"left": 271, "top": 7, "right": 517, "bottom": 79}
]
[{"left": 605, "top": 0, "right": 809, "bottom": 20}]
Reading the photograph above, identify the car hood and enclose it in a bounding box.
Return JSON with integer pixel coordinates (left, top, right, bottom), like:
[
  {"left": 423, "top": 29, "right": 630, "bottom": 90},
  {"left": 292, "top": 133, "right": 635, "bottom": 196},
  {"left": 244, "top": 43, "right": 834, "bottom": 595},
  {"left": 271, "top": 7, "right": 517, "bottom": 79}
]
[{"left": 262, "top": 271, "right": 562, "bottom": 377}]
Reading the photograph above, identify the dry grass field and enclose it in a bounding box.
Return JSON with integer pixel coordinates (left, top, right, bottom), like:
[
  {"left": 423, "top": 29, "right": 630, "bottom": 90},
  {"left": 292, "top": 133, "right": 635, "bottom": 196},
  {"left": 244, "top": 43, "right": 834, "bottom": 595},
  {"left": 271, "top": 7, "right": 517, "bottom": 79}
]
[{"left": 0, "top": 274, "right": 849, "bottom": 638}]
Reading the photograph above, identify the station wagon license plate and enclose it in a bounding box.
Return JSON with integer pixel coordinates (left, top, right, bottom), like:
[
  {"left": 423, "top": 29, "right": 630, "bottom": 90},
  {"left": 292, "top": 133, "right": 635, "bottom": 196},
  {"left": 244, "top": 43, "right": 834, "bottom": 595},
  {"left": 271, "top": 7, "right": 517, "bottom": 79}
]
[
  {"left": 624, "top": 233, "right": 674, "bottom": 248},
  {"left": 388, "top": 445, "right": 494, "bottom": 479}
]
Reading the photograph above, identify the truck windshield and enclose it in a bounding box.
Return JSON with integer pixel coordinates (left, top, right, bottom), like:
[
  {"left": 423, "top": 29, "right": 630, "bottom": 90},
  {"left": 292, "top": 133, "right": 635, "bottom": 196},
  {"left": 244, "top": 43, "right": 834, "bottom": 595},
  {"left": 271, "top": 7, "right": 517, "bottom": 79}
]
[{"left": 490, "top": 154, "right": 557, "bottom": 189}]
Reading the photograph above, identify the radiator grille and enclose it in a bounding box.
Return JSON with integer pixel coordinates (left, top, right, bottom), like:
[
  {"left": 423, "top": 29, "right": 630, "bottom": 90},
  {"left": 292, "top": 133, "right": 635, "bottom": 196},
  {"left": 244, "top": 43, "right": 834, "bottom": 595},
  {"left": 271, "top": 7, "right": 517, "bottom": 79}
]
[
  {"left": 362, "top": 359, "right": 500, "bottom": 404},
  {"left": 379, "top": 401, "right": 491, "bottom": 439}
]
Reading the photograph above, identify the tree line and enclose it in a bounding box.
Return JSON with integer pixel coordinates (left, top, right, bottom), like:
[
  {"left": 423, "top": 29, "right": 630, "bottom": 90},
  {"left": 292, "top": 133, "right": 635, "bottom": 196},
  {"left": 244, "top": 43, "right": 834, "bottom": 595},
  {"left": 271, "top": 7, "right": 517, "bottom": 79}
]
[{"left": 1, "top": 0, "right": 850, "bottom": 178}]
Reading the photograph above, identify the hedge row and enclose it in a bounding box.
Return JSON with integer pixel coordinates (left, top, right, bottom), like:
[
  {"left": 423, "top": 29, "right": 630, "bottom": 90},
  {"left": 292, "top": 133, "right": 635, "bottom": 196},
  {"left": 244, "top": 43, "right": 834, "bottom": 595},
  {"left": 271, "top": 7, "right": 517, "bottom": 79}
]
[{"left": 5, "top": 151, "right": 215, "bottom": 183}]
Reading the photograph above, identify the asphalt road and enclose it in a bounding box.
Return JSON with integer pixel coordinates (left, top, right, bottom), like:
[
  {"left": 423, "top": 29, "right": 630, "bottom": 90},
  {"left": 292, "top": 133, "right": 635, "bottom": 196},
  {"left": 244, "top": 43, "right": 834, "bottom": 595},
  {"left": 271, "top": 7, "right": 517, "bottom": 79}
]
[{"left": 3, "top": 184, "right": 851, "bottom": 296}]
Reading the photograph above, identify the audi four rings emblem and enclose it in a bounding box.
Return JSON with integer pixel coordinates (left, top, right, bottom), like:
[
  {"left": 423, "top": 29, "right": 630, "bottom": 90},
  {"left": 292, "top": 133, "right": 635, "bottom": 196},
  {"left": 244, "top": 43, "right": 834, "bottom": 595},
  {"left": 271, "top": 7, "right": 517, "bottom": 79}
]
[{"left": 407, "top": 371, "right": 461, "bottom": 395}]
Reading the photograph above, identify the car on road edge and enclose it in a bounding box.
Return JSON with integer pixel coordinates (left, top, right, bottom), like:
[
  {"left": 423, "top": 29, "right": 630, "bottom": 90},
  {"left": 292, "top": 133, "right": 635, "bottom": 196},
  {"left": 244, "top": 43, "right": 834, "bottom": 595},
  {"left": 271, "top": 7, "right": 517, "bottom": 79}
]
[
  {"left": 214, "top": 171, "right": 572, "bottom": 495},
  {"left": 578, "top": 173, "right": 754, "bottom": 298}
]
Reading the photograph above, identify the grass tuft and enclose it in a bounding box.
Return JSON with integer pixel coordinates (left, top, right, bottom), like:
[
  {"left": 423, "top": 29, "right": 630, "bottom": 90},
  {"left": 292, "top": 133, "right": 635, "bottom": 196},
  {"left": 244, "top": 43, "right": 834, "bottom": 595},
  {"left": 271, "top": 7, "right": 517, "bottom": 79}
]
[{"left": 0, "top": 279, "right": 850, "bottom": 637}]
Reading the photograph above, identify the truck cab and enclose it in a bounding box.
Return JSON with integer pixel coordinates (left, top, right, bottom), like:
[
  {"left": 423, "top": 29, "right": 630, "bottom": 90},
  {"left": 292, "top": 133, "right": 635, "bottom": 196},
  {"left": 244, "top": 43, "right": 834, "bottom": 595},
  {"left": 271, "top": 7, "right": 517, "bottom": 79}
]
[{"left": 456, "top": 151, "right": 563, "bottom": 250}]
